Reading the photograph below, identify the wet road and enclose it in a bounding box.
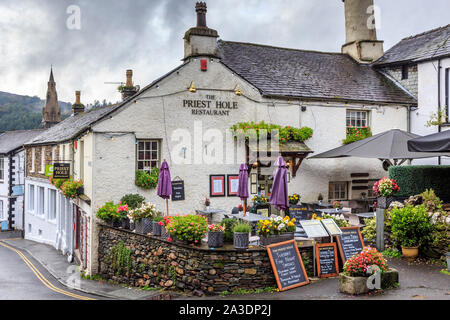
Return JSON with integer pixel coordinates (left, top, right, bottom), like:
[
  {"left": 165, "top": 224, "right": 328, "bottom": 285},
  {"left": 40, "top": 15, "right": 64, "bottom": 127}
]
[{"left": 0, "top": 241, "right": 102, "bottom": 300}]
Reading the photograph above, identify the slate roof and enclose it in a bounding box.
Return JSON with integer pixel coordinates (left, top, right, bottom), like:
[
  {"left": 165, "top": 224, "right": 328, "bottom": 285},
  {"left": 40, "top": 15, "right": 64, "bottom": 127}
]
[
  {"left": 218, "top": 41, "right": 416, "bottom": 105},
  {"left": 0, "top": 129, "right": 46, "bottom": 154},
  {"left": 375, "top": 24, "right": 450, "bottom": 66},
  {"left": 26, "top": 104, "right": 121, "bottom": 146}
]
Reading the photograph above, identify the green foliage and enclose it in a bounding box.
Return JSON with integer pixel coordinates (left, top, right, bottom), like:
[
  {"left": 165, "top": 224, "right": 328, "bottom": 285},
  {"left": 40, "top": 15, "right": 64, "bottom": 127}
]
[
  {"left": 120, "top": 194, "right": 145, "bottom": 210},
  {"left": 323, "top": 214, "right": 350, "bottom": 228},
  {"left": 230, "top": 121, "right": 313, "bottom": 145},
  {"left": 388, "top": 166, "right": 450, "bottom": 200},
  {"left": 222, "top": 218, "right": 237, "bottom": 243},
  {"left": 60, "top": 179, "right": 83, "bottom": 199},
  {"left": 220, "top": 287, "right": 278, "bottom": 296},
  {"left": 128, "top": 202, "right": 159, "bottom": 222},
  {"left": 440, "top": 269, "right": 450, "bottom": 276},
  {"left": 233, "top": 222, "right": 251, "bottom": 233},
  {"left": 421, "top": 189, "right": 444, "bottom": 212},
  {"left": 96, "top": 201, "right": 120, "bottom": 221},
  {"left": 361, "top": 217, "right": 377, "bottom": 242},
  {"left": 343, "top": 127, "right": 372, "bottom": 145},
  {"left": 110, "top": 241, "right": 132, "bottom": 276},
  {"left": 135, "top": 168, "right": 159, "bottom": 189},
  {"left": 382, "top": 247, "right": 402, "bottom": 258},
  {"left": 390, "top": 204, "right": 435, "bottom": 248},
  {"left": 165, "top": 215, "right": 209, "bottom": 243}
]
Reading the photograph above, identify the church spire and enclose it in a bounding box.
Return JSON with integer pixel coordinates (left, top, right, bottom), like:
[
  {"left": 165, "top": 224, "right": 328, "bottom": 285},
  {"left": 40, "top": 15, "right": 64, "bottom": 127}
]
[{"left": 42, "top": 67, "right": 61, "bottom": 128}]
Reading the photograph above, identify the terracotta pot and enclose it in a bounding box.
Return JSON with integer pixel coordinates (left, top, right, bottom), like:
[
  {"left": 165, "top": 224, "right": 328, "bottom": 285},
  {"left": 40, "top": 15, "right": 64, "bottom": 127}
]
[{"left": 402, "top": 246, "right": 419, "bottom": 260}]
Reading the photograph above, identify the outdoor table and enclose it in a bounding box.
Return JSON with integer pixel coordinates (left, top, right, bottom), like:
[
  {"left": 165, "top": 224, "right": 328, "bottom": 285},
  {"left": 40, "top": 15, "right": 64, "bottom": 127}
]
[
  {"left": 356, "top": 212, "right": 375, "bottom": 219},
  {"left": 317, "top": 208, "right": 351, "bottom": 215},
  {"left": 236, "top": 212, "right": 271, "bottom": 237},
  {"left": 196, "top": 209, "right": 227, "bottom": 223}
]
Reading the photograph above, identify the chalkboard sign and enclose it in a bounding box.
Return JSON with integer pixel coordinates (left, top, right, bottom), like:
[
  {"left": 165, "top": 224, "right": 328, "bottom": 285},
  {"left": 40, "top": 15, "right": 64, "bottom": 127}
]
[
  {"left": 315, "top": 243, "right": 339, "bottom": 278},
  {"left": 171, "top": 180, "right": 185, "bottom": 201},
  {"left": 266, "top": 240, "right": 309, "bottom": 291},
  {"left": 289, "top": 208, "right": 310, "bottom": 221},
  {"left": 336, "top": 227, "right": 365, "bottom": 262},
  {"left": 53, "top": 163, "right": 70, "bottom": 179}
]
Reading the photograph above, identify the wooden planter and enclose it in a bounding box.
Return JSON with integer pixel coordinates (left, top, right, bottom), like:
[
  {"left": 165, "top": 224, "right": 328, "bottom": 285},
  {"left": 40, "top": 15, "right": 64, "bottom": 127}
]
[
  {"left": 339, "top": 268, "right": 399, "bottom": 295},
  {"left": 260, "top": 232, "right": 295, "bottom": 247}
]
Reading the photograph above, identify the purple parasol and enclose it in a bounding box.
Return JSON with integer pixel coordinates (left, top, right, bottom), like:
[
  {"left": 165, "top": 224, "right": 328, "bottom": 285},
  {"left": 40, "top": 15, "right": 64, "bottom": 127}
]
[
  {"left": 269, "top": 156, "right": 289, "bottom": 212},
  {"left": 157, "top": 161, "right": 172, "bottom": 199},
  {"left": 237, "top": 163, "right": 249, "bottom": 201}
]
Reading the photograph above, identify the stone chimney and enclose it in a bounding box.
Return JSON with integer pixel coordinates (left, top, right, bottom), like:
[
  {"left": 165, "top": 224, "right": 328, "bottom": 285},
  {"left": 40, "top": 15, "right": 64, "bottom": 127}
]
[
  {"left": 121, "top": 69, "right": 139, "bottom": 101},
  {"left": 72, "top": 91, "right": 85, "bottom": 115},
  {"left": 183, "top": 2, "right": 219, "bottom": 61},
  {"left": 341, "top": 0, "right": 384, "bottom": 64}
]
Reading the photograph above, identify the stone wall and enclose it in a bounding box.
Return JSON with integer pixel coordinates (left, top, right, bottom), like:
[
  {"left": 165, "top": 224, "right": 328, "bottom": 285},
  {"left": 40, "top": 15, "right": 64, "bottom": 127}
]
[
  {"left": 26, "top": 145, "right": 59, "bottom": 180},
  {"left": 380, "top": 65, "right": 418, "bottom": 98},
  {"left": 98, "top": 225, "right": 313, "bottom": 296}
]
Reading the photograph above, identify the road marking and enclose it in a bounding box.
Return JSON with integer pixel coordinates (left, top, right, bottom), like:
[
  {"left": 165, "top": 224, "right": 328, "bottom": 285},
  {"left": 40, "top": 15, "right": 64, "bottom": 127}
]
[{"left": 0, "top": 241, "right": 96, "bottom": 300}]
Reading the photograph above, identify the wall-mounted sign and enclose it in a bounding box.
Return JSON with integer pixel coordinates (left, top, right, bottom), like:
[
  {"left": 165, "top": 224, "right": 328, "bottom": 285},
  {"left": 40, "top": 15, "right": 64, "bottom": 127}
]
[
  {"left": 45, "top": 165, "right": 54, "bottom": 177},
  {"left": 266, "top": 240, "right": 309, "bottom": 292},
  {"left": 53, "top": 163, "right": 70, "bottom": 179},
  {"left": 171, "top": 180, "right": 185, "bottom": 202},
  {"left": 315, "top": 243, "right": 339, "bottom": 278},
  {"left": 12, "top": 185, "right": 24, "bottom": 196},
  {"left": 183, "top": 99, "right": 239, "bottom": 117},
  {"left": 227, "top": 175, "right": 239, "bottom": 197},
  {"left": 210, "top": 175, "right": 225, "bottom": 197},
  {"left": 336, "top": 227, "right": 365, "bottom": 263}
]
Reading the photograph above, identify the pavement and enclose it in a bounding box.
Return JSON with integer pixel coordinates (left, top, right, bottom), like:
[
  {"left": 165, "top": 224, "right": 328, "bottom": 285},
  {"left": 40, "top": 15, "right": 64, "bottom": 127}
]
[
  {"left": 0, "top": 235, "right": 163, "bottom": 300},
  {"left": 1, "top": 230, "right": 448, "bottom": 300}
]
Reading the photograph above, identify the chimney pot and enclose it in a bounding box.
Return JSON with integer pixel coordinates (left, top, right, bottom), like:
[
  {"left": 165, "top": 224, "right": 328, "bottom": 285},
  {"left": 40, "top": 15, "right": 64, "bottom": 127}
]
[
  {"left": 196, "top": 2, "right": 207, "bottom": 27},
  {"left": 72, "top": 90, "right": 85, "bottom": 115},
  {"left": 126, "top": 69, "right": 133, "bottom": 87},
  {"left": 75, "top": 91, "right": 81, "bottom": 105}
]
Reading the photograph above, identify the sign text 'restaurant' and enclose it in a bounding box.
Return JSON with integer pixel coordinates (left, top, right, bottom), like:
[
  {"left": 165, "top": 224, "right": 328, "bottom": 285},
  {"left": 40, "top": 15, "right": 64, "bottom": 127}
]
[{"left": 183, "top": 100, "right": 238, "bottom": 116}]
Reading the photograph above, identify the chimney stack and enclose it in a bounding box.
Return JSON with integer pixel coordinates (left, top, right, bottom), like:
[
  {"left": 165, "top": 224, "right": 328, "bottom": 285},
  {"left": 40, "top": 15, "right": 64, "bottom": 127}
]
[
  {"left": 341, "top": 0, "right": 384, "bottom": 64},
  {"left": 121, "top": 69, "right": 139, "bottom": 101},
  {"left": 72, "top": 91, "right": 85, "bottom": 115},
  {"left": 184, "top": 2, "right": 219, "bottom": 61}
]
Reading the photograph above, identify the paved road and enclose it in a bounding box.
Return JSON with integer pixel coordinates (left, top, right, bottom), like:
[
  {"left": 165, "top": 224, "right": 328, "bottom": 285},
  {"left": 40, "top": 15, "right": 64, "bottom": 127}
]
[{"left": 0, "top": 241, "right": 103, "bottom": 300}]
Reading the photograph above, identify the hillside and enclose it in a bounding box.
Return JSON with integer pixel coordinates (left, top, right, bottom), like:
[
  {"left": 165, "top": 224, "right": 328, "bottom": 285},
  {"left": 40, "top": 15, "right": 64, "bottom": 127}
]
[{"left": 0, "top": 91, "right": 71, "bottom": 131}]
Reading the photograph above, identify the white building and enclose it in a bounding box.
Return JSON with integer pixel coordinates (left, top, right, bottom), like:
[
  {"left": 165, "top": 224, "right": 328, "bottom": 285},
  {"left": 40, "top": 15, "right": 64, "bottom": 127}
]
[
  {"left": 374, "top": 24, "right": 450, "bottom": 165},
  {"left": 0, "top": 130, "right": 44, "bottom": 231}
]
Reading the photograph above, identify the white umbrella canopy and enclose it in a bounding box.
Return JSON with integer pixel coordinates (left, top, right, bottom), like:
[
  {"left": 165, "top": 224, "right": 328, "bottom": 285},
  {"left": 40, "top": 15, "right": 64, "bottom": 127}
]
[{"left": 310, "top": 129, "right": 450, "bottom": 161}]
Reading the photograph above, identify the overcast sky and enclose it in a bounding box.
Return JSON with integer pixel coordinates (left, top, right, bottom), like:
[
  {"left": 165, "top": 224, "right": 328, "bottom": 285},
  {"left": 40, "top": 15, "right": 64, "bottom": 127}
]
[{"left": 0, "top": 0, "right": 449, "bottom": 104}]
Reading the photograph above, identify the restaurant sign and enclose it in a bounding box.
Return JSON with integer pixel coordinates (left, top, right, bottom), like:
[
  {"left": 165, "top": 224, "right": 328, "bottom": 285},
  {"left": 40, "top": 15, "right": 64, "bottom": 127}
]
[
  {"left": 183, "top": 96, "right": 238, "bottom": 117},
  {"left": 53, "top": 163, "right": 70, "bottom": 179}
]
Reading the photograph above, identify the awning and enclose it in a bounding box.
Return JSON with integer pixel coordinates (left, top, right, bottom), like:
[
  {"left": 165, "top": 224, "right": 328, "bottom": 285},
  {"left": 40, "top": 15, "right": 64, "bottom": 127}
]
[{"left": 408, "top": 130, "right": 450, "bottom": 153}]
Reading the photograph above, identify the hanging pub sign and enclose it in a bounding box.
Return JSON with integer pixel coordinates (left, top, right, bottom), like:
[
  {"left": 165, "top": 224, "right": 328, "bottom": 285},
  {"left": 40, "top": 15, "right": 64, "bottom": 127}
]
[
  {"left": 53, "top": 163, "right": 70, "bottom": 179},
  {"left": 266, "top": 240, "right": 309, "bottom": 291},
  {"left": 315, "top": 243, "right": 339, "bottom": 278},
  {"left": 171, "top": 180, "right": 185, "bottom": 202},
  {"left": 336, "top": 227, "right": 365, "bottom": 263}
]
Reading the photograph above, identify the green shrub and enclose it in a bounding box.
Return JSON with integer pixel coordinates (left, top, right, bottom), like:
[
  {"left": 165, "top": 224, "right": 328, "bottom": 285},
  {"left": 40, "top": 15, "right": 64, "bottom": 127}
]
[
  {"left": 135, "top": 168, "right": 159, "bottom": 189},
  {"left": 361, "top": 217, "right": 377, "bottom": 242},
  {"left": 96, "top": 201, "right": 119, "bottom": 221},
  {"left": 343, "top": 127, "right": 372, "bottom": 145},
  {"left": 165, "top": 215, "right": 209, "bottom": 244},
  {"left": 222, "top": 219, "right": 237, "bottom": 243},
  {"left": 388, "top": 166, "right": 450, "bottom": 200},
  {"left": 110, "top": 241, "right": 132, "bottom": 276},
  {"left": 390, "top": 204, "right": 434, "bottom": 248},
  {"left": 233, "top": 222, "right": 251, "bottom": 233},
  {"left": 120, "top": 194, "right": 145, "bottom": 210}
]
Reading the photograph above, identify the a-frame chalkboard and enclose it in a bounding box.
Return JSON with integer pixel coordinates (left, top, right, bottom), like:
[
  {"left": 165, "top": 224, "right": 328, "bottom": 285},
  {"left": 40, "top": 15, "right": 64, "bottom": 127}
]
[
  {"left": 315, "top": 243, "right": 339, "bottom": 278},
  {"left": 266, "top": 240, "right": 309, "bottom": 292},
  {"left": 336, "top": 227, "right": 365, "bottom": 263}
]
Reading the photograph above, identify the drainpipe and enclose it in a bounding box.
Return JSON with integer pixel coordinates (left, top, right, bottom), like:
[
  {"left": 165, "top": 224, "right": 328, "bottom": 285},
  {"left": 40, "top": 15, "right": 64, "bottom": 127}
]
[{"left": 438, "top": 59, "right": 442, "bottom": 165}]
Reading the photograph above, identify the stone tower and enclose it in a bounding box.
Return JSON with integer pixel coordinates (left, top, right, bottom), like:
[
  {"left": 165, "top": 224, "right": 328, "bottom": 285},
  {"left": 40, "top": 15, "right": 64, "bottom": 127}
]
[
  {"left": 42, "top": 67, "right": 62, "bottom": 128},
  {"left": 341, "top": 0, "right": 384, "bottom": 64}
]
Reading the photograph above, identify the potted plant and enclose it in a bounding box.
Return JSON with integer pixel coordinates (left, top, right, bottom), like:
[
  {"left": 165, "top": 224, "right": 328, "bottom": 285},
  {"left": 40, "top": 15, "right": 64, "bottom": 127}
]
[
  {"left": 160, "top": 216, "right": 173, "bottom": 240},
  {"left": 318, "top": 193, "right": 324, "bottom": 205},
  {"left": 289, "top": 193, "right": 301, "bottom": 206},
  {"left": 204, "top": 198, "right": 211, "bottom": 211},
  {"left": 128, "top": 202, "right": 158, "bottom": 234},
  {"left": 373, "top": 177, "right": 400, "bottom": 209},
  {"left": 333, "top": 201, "right": 343, "bottom": 212},
  {"left": 117, "top": 204, "right": 130, "bottom": 229},
  {"left": 252, "top": 195, "right": 268, "bottom": 205},
  {"left": 207, "top": 224, "right": 224, "bottom": 248},
  {"left": 60, "top": 179, "right": 83, "bottom": 199},
  {"left": 96, "top": 201, "right": 119, "bottom": 227},
  {"left": 222, "top": 218, "right": 237, "bottom": 243},
  {"left": 233, "top": 223, "right": 251, "bottom": 249},
  {"left": 340, "top": 247, "right": 398, "bottom": 295},
  {"left": 257, "top": 216, "right": 296, "bottom": 246},
  {"left": 389, "top": 204, "right": 434, "bottom": 260},
  {"left": 165, "top": 214, "right": 209, "bottom": 245},
  {"left": 152, "top": 215, "right": 164, "bottom": 236}
]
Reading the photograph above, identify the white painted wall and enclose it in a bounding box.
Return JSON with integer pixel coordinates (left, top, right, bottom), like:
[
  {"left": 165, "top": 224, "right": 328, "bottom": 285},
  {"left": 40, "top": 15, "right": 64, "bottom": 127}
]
[{"left": 411, "top": 57, "right": 450, "bottom": 165}]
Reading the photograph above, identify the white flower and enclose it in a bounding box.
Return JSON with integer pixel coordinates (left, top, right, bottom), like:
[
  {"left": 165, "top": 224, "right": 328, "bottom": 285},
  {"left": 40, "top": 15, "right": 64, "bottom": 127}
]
[{"left": 278, "top": 223, "right": 285, "bottom": 231}]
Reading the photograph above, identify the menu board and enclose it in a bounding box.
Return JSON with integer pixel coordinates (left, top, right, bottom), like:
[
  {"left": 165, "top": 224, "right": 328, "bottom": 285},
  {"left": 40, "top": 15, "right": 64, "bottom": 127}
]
[
  {"left": 266, "top": 240, "right": 309, "bottom": 291},
  {"left": 321, "top": 219, "right": 342, "bottom": 236},
  {"left": 315, "top": 243, "right": 339, "bottom": 278},
  {"left": 336, "top": 227, "right": 365, "bottom": 262},
  {"left": 171, "top": 180, "right": 185, "bottom": 201},
  {"left": 299, "top": 220, "right": 329, "bottom": 238}
]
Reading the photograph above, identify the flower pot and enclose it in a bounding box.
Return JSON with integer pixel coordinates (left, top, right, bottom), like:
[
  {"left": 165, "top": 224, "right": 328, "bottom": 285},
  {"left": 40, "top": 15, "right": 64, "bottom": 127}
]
[
  {"left": 134, "top": 220, "right": 144, "bottom": 233},
  {"left": 402, "top": 246, "right": 419, "bottom": 260},
  {"left": 208, "top": 231, "right": 224, "bottom": 248},
  {"left": 339, "top": 269, "right": 399, "bottom": 295},
  {"left": 260, "top": 232, "right": 295, "bottom": 247},
  {"left": 120, "top": 218, "right": 130, "bottom": 230},
  {"left": 104, "top": 219, "right": 114, "bottom": 227},
  {"left": 377, "top": 197, "right": 395, "bottom": 210},
  {"left": 234, "top": 232, "right": 249, "bottom": 250},
  {"left": 76, "top": 186, "right": 84, "bottom": 196},
  {"left": 152, "top": 221, "right": 162, "bottom": 236},
  {"left": 112, "top": 219, "right": 122, "bottom": 228},
  {"left": 142, "top": 218, "right": 153, "bottom": 234},
  {"left": 161, "top": 226, "right": 170, "bottom": 240}
]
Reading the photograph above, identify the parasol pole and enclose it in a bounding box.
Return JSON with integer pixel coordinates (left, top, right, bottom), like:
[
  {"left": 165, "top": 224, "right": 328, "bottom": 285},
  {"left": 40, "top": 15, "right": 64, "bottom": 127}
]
[
  {"left": 166, "top": 199, "right": 169, "bottom": 217},
  {"left": 243, "top": 200, "right": 246, "bottom": 218}
]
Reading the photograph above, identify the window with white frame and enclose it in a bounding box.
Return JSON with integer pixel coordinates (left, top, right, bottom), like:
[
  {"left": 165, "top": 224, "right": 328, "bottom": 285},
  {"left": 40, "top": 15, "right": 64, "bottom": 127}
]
[
  {"left": 37, "top": 186, "right": 45, "bottom": 216},
  {"left": 28, "top": 184, "right": 35, "bottom": 212},
  {"left": 346, "top": 110, "right": 369, "bottom": 129},
  {"left": 40, "top": 146, "right": 46, "bottom": 173},
  {"left": 367, "top": 179, "right": 380, "bottom": 198},
  {"left": 137, "top": 140, "right": 160, "bottom": 173},
  {"left": 0, "top": 157, "right": 4, "bottom": 182},
  {"left": 49, "top": 189, "right": 56, "bottom": 221},
  {"left": 0, "top": 200, "right": 4, "bottom": 219},
  {"left": 329, "top": 182, "right": 348, "bottom": 200}
]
